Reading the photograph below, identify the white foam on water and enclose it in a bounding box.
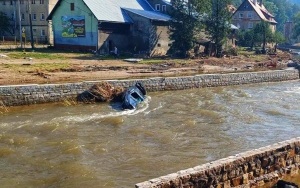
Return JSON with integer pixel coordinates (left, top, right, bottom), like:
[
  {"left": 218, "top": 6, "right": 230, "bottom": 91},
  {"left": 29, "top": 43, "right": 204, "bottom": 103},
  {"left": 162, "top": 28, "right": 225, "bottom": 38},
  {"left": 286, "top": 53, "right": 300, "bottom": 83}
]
[
  {"left": 284, "top": 87, "right": 300, "bottom": 94},
  {"left": 144, "top": 101, "right": 165, "bottom": 115},
  {"left": 51, "top": 96, "right": 151, "bottom": 123}
]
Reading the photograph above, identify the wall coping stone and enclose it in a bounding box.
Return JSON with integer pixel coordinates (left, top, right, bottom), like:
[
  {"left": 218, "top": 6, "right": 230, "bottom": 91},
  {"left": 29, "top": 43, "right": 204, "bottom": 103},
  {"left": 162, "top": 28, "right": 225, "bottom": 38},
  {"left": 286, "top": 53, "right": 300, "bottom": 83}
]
[{"left": 135, "top": 137, "right": 300, "bottom": 188}]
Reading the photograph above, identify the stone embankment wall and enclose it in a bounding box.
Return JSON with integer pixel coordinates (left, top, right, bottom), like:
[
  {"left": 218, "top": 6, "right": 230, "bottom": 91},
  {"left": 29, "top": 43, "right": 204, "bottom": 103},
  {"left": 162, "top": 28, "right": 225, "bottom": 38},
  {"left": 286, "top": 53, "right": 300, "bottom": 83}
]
[
  {"left": 135, "top": 138, "right": 300, "bottom": 188},
  {"left": 0, "top": 70, "right": 299, "bottom": 106}
]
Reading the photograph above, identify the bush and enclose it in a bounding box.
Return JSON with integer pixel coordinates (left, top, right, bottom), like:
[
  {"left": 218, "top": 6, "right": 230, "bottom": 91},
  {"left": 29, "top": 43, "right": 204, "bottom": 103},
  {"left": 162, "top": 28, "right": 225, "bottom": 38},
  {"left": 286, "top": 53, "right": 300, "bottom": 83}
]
[{"left": 225, "top": 46, "right": 238, "bottom": 56}]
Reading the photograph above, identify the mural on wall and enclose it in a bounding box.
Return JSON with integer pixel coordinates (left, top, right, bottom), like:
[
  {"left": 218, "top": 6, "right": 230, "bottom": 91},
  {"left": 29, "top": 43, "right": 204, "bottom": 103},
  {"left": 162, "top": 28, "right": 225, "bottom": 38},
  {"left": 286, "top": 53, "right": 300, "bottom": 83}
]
[{"left": 61, "top": 16, "right": 85, "bottom": 37}]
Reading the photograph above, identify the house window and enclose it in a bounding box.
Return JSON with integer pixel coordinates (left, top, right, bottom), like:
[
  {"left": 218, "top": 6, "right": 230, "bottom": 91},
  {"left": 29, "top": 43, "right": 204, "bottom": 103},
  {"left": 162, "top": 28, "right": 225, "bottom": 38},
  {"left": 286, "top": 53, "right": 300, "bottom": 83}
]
[
  {"left": 31, "top": 0, "right": 35, "bottom": 4},
  {"left": 70, "top": 3, "right": 74, "bottom": 11},
  {"left": 40, "top": 13, "right": 45, "bottom": 20},
  {"left": 162, "top": 5, "right": 166, "bottom": 12},
  {"left": 247, "top": 12, "right": 252, "bottom": 18},
  {"left": 239, "top": 13, "right": 243, "bottom": 18},
  {"left": 11, "top": 13, "right": 14, "bottom": 20},
  {"left": 2, "top": 1, "right": 6, "bottom": 5},
  {"left": 32, "top": 13, "right": 36, "bottom": 20},
  {"left": 155, "top": 4, "right": 160, "bottom": 11},
  {"left": 40, "top": 0, "right": 44, "bottom": 4},
  {"left": 33, "top": 29, "right": 37, "bottom": 33},
  {"left": 21, "top": 13, "right": 25, "bottom": 20},
  {"left": 248, "top": 22, "right": 253, "bottom": 29},
  {"left": 20, "top": 0, "right": 24, "bottom": 4},
  {"left": 10, "top": 0, "right": 13, "bottom": 5},
  {"left": 41, "top": 29, "right": 45, "bottom": 36}
]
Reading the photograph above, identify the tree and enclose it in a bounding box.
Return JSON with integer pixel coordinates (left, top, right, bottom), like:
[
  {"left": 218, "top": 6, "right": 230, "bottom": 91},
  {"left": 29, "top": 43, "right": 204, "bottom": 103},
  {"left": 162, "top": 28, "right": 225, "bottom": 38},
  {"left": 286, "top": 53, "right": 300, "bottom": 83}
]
[
  {"left": 253, "top": 21, "right": 273, "bottom": 53},
  {"left": 0, "top": 12, "right": 13, "bottom": 36},
  {"left": 237, "top": 30, "right": 255, "bottom": 48},
  {"left": 206, "top": 0, "right": 232, "bottom": 57},
  {"left": 293, "top": 12, "right": 300, "bottom": 40},
  {"left": 169, "top": 0, "right": 210, "bottom": 58},
  {"left": 271, "top": 31, "right": 285, "bottom": 52}
]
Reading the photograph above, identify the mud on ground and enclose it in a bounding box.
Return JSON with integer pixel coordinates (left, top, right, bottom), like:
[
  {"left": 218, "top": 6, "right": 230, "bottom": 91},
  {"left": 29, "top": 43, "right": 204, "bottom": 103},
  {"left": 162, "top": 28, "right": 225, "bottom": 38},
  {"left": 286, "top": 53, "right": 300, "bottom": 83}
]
[{"left": 0, "top": 50, "right": 293, "bottom": 85}]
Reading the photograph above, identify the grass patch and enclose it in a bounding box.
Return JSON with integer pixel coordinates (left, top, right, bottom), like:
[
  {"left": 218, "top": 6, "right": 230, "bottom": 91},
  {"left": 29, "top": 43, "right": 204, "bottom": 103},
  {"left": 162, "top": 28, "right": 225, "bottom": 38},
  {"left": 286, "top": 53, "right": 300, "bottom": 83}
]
[
  {"left": 2, "top": 48, "right": 95, "bottom": 60},
  {"left": 8, "top": 52, "right": 66, "bottom": 60},
  {"left": 1, "top": 63, "right": 71, "bottom": 72}
]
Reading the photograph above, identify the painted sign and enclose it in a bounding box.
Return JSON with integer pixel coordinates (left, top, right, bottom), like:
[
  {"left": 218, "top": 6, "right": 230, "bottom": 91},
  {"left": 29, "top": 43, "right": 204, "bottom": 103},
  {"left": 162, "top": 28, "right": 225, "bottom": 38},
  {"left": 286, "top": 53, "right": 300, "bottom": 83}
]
[{"left": 61, "top": 15, "right": 85, "bottom": 37}]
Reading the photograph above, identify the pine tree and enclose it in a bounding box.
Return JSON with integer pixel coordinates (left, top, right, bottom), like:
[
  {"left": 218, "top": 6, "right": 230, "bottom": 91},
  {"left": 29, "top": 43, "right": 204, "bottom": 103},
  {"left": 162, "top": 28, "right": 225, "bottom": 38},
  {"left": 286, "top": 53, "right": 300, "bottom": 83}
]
[{"left": 206, "top": 0, "right": 232, "bottom": 57}]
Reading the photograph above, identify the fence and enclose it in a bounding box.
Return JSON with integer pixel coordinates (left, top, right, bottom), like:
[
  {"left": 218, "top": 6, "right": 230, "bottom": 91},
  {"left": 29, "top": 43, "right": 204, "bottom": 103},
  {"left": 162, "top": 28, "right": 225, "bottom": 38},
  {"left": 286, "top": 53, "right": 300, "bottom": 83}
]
[{"left": 0, "top": 36, "right": 48, "bottom": 48}]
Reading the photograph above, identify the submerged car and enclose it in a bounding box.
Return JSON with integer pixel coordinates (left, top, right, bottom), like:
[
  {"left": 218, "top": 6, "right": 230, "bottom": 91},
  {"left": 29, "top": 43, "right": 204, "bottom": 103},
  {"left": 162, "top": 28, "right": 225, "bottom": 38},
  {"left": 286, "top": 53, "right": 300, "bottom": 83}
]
[{"left": 122, "top": 82, "right": 147, "bottom": 109}]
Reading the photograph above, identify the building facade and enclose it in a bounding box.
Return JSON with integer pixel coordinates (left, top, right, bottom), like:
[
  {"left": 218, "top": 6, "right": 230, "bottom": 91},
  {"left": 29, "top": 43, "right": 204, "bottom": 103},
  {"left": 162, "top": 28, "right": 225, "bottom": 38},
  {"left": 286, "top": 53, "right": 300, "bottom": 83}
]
[
  {"left": 232, "top": 0, "right": 277, "bottom": 32},
  {"left": 0, "top": 0, "right": 58, "bottom": 44},
  {"left": 47, "top": 0, "right": 171, "bottom": 56},
  {"left": 146, "top": 0, "right": 173, "bottom": 15}
]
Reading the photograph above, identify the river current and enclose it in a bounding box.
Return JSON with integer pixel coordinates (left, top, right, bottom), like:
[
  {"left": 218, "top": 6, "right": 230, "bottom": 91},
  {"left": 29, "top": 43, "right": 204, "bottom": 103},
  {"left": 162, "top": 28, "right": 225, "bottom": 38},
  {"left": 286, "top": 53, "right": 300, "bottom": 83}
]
[{"left": 1, "top": 81, "right": 300, "bottom": 187}]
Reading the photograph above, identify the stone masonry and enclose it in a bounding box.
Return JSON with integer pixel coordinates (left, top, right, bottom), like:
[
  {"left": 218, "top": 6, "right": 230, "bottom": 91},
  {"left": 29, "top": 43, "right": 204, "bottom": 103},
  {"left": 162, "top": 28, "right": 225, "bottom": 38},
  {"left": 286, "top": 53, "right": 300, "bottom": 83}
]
[
  {"left": 135, "top": 137, "right": 300, "bottom": 188},
  {"left": 0, "top": 70, "right": 299, "bottom": 106}
]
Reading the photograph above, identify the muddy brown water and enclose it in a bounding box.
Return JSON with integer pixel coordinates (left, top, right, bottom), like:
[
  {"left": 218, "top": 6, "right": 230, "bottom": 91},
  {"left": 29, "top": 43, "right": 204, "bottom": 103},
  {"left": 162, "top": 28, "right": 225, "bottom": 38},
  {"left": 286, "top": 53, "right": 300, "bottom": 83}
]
[{"left": 1, "top": 81, "right": 300, "bottom": 187}]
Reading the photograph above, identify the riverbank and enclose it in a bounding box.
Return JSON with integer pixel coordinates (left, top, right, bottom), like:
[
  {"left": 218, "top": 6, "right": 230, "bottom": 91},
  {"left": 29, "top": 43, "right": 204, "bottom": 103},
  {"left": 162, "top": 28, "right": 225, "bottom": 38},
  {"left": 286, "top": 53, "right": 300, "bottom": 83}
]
[
  {"left": 136, "top": 137, "right": 300, "bottom": 188},
  {"left": 0, "top": 69, "right": 299, "bottom": 107},
  {"left": 0, "top": 48, "right": 294, "bottom": 85}
]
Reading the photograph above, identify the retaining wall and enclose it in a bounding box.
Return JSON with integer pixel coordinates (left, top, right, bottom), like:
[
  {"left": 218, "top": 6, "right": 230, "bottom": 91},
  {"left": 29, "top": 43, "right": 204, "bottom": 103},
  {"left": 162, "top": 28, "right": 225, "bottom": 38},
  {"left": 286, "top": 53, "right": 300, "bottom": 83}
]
[
  {"left": 135, "top": 137, "right": 300, "bottom": 188},
  {"left": 0, "top": 69, "right": 299, "bottom": 106}
]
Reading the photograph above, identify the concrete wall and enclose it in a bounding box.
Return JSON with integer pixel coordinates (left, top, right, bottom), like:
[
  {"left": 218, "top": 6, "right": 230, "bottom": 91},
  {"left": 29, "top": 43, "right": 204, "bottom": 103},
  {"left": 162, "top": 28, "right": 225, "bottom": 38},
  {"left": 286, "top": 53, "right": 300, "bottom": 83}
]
[
  {"left": 0, "top": 70, "right": 299, "bottom": 106},
  {"left": 136, "top": 137, "right": 300, "bottom": 188}
]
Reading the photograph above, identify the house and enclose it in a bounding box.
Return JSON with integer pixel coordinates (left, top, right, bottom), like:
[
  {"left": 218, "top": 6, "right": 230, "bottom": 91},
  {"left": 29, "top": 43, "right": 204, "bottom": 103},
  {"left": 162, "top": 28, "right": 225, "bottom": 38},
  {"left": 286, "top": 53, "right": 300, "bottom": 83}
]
[
  {"left": 0, "top": 0, "right": 58, "bottom": 44},
  {"left": 147, "top": 0, "right": 173, "bottom": 15},
  {"left": 47, "top": 0, "right": 172, "bottom": 56},
  {"left": 232, "top": 0, "right": 277, "bottom": 32}
]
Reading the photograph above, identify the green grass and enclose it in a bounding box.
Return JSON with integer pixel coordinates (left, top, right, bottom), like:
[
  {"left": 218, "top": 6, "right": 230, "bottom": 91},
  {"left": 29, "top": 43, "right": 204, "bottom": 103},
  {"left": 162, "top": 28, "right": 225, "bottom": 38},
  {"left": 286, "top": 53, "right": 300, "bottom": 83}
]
[
  {"left": 1, "top": 63, "right": 71, "bottom": 72},
  {"left": 8, "top": 52, "right": 66, "bottom": 60},
  {"left": 0, "top": 47, "right": 94, "bottom": 60}
]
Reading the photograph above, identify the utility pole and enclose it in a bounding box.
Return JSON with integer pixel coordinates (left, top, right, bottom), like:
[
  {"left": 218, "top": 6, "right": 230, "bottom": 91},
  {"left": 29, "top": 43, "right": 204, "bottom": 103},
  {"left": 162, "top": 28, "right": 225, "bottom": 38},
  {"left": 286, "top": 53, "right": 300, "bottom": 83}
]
[
  {"left": 18, "top": 0, "right": 22, "bottom": 48},
  {"left": 28, "top": 0, "right": 34, "bottom": 49}
]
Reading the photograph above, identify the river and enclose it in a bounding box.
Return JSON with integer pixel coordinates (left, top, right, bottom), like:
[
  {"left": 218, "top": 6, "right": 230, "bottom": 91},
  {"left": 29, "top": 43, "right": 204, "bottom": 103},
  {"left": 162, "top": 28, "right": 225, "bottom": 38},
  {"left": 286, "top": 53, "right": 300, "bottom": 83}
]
[{"left": 0, "top": 81, "right": 300, "bottom": 187}]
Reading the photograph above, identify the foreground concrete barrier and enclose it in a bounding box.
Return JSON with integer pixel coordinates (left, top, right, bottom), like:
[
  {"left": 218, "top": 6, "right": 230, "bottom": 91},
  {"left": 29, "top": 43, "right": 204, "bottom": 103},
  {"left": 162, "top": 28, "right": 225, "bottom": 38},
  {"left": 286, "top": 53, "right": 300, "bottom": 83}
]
[
  {"left": 0, "top": 69, "right": 299, "bottom": 106},
  {"left": 135, "top": 137, "right": 300, "bottom": 188}
]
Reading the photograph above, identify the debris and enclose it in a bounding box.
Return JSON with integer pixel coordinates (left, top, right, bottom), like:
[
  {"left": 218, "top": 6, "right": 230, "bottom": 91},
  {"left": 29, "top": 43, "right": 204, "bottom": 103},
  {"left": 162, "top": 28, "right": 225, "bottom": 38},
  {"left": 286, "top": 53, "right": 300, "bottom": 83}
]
[
  {"left": 77, "top": 82, "right": 124, "bottom": 103},
  {"left": 33, "top": 70, "right": 50, "bottom": 79},
  {"left": 0, "top": 54, "right": 8, "bottom": 58},
  {"left": 123, "top": 58, "right": 143, "bottom": 63}
]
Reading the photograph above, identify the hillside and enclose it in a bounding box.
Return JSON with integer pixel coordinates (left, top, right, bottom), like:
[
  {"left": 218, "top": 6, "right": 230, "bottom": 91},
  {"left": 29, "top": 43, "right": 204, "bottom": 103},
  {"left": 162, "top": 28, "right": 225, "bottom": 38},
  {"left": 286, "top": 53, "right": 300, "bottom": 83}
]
[{"left": 289, "top": 0, "right": 300, "bottom": 5}]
